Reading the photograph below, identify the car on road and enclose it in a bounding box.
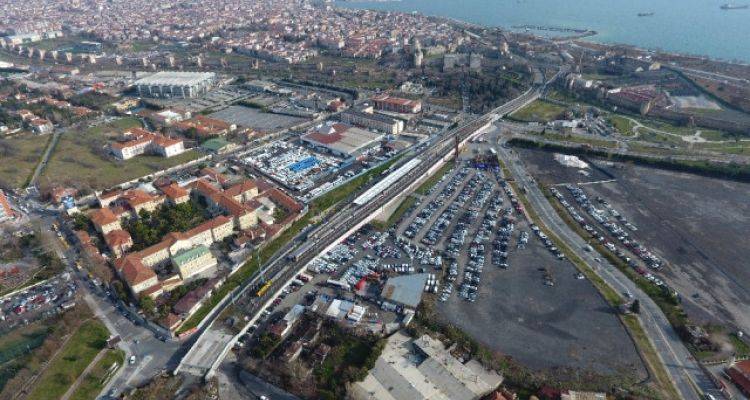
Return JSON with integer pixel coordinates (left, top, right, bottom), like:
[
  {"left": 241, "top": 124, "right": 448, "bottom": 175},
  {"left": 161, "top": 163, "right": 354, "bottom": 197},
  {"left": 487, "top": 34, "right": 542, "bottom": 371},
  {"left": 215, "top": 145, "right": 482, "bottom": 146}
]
[{"left": 129, "top": 355, "right": 136, "bottom": 364}]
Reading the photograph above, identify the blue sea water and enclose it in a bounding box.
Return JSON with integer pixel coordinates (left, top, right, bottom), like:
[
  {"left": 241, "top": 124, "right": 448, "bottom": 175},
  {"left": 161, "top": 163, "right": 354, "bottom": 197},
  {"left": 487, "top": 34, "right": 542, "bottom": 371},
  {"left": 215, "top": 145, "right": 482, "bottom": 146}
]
[{"left": 338, "top": 0, "right": 750, "bottom": 62}]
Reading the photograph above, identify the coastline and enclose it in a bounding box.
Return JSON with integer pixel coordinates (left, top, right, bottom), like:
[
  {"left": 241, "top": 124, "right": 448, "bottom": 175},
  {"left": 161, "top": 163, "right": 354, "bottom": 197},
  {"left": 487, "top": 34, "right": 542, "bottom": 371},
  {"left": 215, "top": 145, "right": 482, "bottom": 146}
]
[{"left": 334, "top": 0, "right": 750, "bottom": 64}]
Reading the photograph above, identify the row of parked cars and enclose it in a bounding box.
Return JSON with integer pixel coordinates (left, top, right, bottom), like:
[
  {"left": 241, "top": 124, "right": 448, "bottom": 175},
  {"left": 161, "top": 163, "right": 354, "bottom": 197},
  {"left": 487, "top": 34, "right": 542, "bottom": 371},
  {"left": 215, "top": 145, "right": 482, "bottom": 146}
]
[
  {"left": 549, "top": 186, "right": 671, "bottom": 291},
  {"left": 556, "top": 185, "right": 663, "bottom": 269},
  {"left": 403, "top": 167, "right": 470, "bottom": 239}
]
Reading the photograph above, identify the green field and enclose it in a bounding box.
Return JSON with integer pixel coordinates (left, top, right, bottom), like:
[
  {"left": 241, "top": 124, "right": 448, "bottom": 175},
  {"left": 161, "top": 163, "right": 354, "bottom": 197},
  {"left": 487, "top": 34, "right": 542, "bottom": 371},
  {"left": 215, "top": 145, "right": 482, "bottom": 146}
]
[
  {"left": 38, "top": 117, "right": 200, "bottom": 190},
  {"left": 510, "top": 100, "right": 566, "bottom": 123},
  {"left": 0, "top": 133, "right": 50, "bottom": 188},
  {"left": 69, "top": 349, "right": 124, "bottom": 400},
  {"left": 27, "top": 319, "right": 109, "bottom": 400},
  {"left": 607, "top": 115, "right": 638, "bottom": 136},
  {"left": 0, "top": 322, "right": 51, "bottom": 391},
  {"left": 371, "top": 195, "right": 417, "bottom": 231}
]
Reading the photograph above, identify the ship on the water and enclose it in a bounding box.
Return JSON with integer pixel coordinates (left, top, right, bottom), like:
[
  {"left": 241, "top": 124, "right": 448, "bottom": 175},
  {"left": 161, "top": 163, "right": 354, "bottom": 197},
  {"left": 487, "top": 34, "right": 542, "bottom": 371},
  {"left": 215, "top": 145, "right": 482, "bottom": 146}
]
[
  {"left": 637, "top": 12, "right": 655, "bottom": 17},
  {"left": 720, "top": 3, "right": 749, "bottom": 9}
]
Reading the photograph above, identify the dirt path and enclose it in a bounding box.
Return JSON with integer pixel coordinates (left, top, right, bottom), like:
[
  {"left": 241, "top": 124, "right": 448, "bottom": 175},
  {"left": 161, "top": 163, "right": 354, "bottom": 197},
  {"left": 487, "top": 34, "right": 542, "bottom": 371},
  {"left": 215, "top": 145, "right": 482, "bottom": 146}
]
[
  {"left": 622, "top": 115, "right": 750, "bottom": 144},
  {"left": 59, "top": 348, "right": 107, "bottom": 400}
]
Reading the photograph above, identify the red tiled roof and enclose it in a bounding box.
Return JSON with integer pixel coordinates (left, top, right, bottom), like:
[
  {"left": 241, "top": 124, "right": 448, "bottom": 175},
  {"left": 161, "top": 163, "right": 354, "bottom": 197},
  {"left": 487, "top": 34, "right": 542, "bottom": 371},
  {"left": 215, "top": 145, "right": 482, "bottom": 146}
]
[
  {"left": 0, "top": 191, "right": 14, "bottom": 219},
  {"left": 121, "top": 189, "right": 161, "bottom": 207},
  {"left": 117, "top": 255, "right": 156, "bottom": 286},
  {"left": 728, "top": 360, "right": 750, "bottom": 395},
  {"left": 162, "top": 183, "right": 189, "bottom": 201},
  {"left": 75, "top": 230, "right": 92, "bottom": 245},
  {"left": 191, "top": 178, "right": 221, "bottom": 197},
  {"left": 104, "top": 229, "right": 132, "bottom": 247},
  {"left": 90, "top": 208, "right": 118, "bottom": 227},
  {"left": 224, "top": 179, "right": 257, "bottom": 197}
]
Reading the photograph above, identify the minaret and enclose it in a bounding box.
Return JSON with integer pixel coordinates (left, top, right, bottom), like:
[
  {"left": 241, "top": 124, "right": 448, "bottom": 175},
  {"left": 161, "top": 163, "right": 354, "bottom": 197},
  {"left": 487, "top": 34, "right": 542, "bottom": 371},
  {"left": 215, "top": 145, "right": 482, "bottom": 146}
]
[{"left": 413, "top": 37, "right": 423, "bottom": 68}]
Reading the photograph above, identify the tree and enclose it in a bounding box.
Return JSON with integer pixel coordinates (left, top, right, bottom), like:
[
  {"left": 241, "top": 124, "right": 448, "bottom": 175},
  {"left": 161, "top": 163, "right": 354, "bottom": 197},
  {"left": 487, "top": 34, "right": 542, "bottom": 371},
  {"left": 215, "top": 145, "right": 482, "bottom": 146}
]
[
  {"left": 630, "top": 299, "right": 641, "bottom": 314},
  {"left": 72, "top": 213, "right": 92, "bottom": 231},
  {"left": 112, "top": 280, "right": 128, "bottom": 301},
  {"left": 139, "top": 295, "right": 156, "bottom": 317}
]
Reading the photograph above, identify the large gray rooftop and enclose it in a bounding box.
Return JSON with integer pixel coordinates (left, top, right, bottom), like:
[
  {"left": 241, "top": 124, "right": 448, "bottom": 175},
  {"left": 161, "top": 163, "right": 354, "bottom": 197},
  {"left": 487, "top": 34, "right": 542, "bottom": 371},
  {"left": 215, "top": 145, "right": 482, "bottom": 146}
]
[
  {"left": 380, "top": 273, "right": 429, "bottom": 309},
  {"left": 135, "top": 71, "right": 216, "bottom": 86}
]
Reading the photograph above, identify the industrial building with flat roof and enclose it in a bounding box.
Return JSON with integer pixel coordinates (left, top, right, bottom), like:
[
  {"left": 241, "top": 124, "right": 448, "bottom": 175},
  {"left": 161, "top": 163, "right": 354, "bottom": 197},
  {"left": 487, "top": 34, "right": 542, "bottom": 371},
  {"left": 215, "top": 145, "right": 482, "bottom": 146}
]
[
  {"left": 340, "top": 108, "right": 404, "bottom": 135},
  {"left": 135, "top": 71, "right": 217, "bottom": 99},
  {"left": 380, "top": 272, "right": 429, "bottom": 309},
  {"left": 350, "top": 331, "right": 502, "bottom": 400},
  {"left": 301, "top": 122, "right": 383, "bottom": 157}
]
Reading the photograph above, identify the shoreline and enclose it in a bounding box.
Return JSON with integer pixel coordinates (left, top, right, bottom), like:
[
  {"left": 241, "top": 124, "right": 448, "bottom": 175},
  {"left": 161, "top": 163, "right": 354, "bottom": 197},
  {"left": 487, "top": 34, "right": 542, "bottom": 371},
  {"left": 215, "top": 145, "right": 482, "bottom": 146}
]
[{"left": 335, "top": 1, "right": 750, "bottom": 65}]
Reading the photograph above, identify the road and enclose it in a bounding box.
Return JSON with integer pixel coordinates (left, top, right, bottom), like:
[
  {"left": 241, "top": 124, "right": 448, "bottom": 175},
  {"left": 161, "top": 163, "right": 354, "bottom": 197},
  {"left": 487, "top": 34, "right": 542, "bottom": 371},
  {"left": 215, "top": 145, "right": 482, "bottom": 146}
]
[
  {"left": 38, "top": 214, "right": 181, "bottom": 399},
  {"left": 494, "top": 133, "right": 718, "bottom": 400},
  {"left": 177, "top": 76, "right": 546, "bottom": 377}
]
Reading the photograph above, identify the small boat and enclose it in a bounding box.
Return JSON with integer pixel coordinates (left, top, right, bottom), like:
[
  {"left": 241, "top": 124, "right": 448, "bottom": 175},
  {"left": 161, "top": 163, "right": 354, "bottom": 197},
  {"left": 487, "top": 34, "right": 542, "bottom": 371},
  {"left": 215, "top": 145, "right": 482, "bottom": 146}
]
[
  {"left": 637, "top": 12, "right": 655, "bottom": 17},
  {"left": 720, "top": 3, "right": 749, "bottom": 9}
]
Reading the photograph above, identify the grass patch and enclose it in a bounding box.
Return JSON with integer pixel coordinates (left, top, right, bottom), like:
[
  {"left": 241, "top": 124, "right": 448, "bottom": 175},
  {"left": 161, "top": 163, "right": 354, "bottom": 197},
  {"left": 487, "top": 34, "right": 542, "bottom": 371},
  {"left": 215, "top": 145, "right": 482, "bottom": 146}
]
[
  {"left": 177, "top": 156, "right": 402, "bottom": 334},
  {"left": 608, "top": 115, "right": 637, "bottom": 136},
  {"left": 371, "top": 195, "right": 417, "bottom": 231},
  {"left": 69, "top": 349, "right": 124, "bottom": 400},
  {"left": 509, "top": 100, "right": 566, "bottom": 123},
  {"left": 314, "top": 323, "right": 384, "bottom": 400},
  {"left": 530, "top": 131, "right": 619, "bottom": 148},
  {"left": 621, "top": 315, "right": 682, "bottom": 400},
  {"left": 38, "top": 117, "right": 200, "bottom": 190},
  {"left": 27, "top": 319, "right": 109, "bottom": 400},
  {"left": 730, "top": 333, "right": 750, "bottom": 357},
  {"left": 0, "top": 133, "right": 51, "bottom": 189},
  {"left": 509, "top": 138, "right": 750, "bottom": 182},
  {"left": 0, "top": 322, "right": 52, "bottom": 391}
]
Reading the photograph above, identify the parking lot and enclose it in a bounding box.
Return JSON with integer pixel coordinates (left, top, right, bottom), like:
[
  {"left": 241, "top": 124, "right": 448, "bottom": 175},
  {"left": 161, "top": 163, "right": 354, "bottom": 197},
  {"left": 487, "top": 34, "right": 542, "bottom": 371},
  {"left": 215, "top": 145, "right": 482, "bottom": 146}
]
[
  {"left": 394, "top": 153, "right": 647, "bottom": 377},
  {"left": 516, "top": 147, "right": 750, "bottom": 337},
  {"left": 210, "top": 105, "right": 306, "bottom": 132},
  {"left": 0, "top": 273, "right": 77, "bottom": 328}
]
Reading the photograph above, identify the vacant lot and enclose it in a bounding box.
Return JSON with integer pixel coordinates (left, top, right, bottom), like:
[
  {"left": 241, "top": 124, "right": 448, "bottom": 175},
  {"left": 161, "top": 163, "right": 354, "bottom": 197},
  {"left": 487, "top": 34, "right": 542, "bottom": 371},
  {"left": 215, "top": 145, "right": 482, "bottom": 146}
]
[
  {"left": 0, "top": 321, "right": 51, "bottom": 391},
  {"left": 510, "top": 100, "right": 566, "bottom": 123},
  {"left": 438, "top": 237, "right": 646, "bottom": 378},
  {"left": 210, "top": 106, "right": 306, "bottom": 132},
  {"left": 69, "top": 349, "right": 124, "bottom": 400},
  {"left": 39, "top": 117, "right": 200, "bottom": 190},
  {"left": 0, "top": 133, "right": 49, "bottom": 189},
  {"left": 397, "top": 159, "right": 645, "bottom": 379},
  {"left": 27, "top": 319, "right": 109, "bottom": 400},
  {"left": 516, "top": 147, "right": 750, "bottom": 335}
]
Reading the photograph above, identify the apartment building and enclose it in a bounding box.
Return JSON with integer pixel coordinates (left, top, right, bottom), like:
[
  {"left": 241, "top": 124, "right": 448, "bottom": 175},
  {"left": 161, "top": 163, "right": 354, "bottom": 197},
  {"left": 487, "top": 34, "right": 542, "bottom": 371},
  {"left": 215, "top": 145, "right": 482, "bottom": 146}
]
[
  {"left": 372, "top": 94, "right": 422, "bottom": 114},
  {"left": 110, "top": 128, "right": 185, "bottom": 160}
]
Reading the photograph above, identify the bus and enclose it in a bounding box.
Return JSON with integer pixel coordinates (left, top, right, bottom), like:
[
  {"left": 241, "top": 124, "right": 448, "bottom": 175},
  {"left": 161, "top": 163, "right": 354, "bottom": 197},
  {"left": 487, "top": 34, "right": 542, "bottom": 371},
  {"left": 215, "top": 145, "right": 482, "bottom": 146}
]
[{"left": 256, "top": 281, "right": 273, "bottom": 297}]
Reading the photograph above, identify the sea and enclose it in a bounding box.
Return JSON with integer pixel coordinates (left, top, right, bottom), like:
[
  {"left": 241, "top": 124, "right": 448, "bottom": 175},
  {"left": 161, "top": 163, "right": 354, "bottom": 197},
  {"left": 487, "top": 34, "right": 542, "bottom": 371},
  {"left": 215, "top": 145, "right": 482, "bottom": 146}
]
[{"left": 337, "top": 0, "right": 750, "bottom": 63}]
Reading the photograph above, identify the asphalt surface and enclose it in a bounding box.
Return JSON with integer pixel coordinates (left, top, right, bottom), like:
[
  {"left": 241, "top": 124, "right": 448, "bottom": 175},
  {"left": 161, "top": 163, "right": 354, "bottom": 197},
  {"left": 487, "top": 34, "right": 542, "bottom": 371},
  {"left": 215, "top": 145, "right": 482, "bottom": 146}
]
[
  {"left": 496, "top": 132, "right": 717, "bottom": 400},
  {"left": 405, "top": 156, "right": 646, "bottom": 377}
]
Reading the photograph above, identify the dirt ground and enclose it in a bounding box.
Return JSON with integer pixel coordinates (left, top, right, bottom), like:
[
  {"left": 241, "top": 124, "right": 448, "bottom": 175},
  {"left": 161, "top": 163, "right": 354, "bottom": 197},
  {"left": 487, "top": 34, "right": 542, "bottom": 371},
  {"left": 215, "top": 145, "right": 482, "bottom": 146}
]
[
  {"left": 397, "top": 157, "right": 646, "bottom": 378},
  {"left": 516, "top": 147, "right": 750, "bottom": 335}
]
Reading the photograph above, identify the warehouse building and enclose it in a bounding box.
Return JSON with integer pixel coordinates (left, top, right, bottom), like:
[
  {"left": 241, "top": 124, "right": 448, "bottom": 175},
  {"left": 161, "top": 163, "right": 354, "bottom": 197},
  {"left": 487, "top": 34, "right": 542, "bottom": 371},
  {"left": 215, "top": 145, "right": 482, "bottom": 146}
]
[
  {"left": 350, "top": 331, "right": 502, "bottom": 400},
  {"left": 340, "top": 108, "right": 404, "bottom": 135},
  {"left": 301, "top": 122, "right": 383, "bottom": 157},
  {"left": 135, "top": 71, "right": 217, "bottom": 99}
]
